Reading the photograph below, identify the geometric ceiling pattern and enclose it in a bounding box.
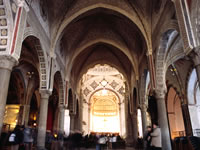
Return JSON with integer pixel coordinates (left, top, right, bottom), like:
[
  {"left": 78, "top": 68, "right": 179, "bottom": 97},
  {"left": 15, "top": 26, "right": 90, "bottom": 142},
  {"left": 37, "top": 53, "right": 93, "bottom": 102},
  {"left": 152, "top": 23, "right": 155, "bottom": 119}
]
[{"left": 81, "top": 64, "right": 125, "bottom": 103}]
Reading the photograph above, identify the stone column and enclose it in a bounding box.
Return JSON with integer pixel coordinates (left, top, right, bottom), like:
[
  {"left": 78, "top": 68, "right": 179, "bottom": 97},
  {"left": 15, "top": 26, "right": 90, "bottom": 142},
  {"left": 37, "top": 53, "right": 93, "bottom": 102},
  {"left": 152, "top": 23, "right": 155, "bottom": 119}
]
[
  {"left": 156, "top": 93, "right": 172, "bottom": 150},
  {"left": 58, "top": 105, "right": 65, "bottom": 148},
  {"left": 141, "top": 104, "right": 147, "bottom": 135},
  {"left": 132, "top": 112, "right": 138, "bottom": 146},
  {"left": 37, "top": 90, "right": 51, "bottom": 150},
  {"left": 23, "top": 105, "right": 30, "bottom": 126},
  {"left": 79, "top": 96, "right": 83, "bottom": 132},
  {"left": 141, "top": 104, "right": 148, "bottom": 149},
  {"left": 181, "top": 103, "right": 193, "bottom": 136},
  {"left": 23, "top": 77, "right": 36, "bottom": 126},
  {"left": 59, "top": 105, "right": 65, "bottom": 134},
  {"left": 0, "top": 56, "right": 17, "bottom": 135},
  {"left": 124, "top": 93, "right": 133, "bottom": 145}
]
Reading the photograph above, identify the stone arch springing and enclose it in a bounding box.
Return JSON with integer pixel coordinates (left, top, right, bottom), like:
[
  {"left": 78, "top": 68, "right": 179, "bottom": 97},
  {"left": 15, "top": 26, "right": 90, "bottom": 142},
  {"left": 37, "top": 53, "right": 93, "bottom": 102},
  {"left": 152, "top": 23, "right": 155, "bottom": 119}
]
[
  {"left": 7, "top": 69, "right": 25, "bottom": 104},
  {"left": 156, "top": 29, "right": 178, "bottom": 94},
  {"left": 23, "top": 36, "right": 48, "bottom": 90}
]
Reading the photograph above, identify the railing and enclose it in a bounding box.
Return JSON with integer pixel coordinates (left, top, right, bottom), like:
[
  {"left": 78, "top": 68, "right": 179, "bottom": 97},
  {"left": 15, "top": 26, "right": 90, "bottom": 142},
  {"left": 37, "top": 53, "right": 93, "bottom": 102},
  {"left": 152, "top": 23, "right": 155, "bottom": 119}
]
[{"left": 172, "top": 130, "right": 186, "bottom": 139}]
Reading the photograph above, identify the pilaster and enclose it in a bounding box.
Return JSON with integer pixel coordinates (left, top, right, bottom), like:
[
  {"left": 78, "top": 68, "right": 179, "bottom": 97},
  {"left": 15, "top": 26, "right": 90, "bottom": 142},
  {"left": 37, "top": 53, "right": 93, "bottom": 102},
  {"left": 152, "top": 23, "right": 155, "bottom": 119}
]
[{"left": 10, "top": 0, "right": 29, "bottom": 59}]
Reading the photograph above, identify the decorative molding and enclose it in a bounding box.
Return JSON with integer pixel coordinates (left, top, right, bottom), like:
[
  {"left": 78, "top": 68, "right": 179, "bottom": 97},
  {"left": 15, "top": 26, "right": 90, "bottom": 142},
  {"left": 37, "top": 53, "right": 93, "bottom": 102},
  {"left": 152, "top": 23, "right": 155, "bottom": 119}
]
[
  {"left": 174, "top": 0, "right": 197, "bottom": 54},
  {"left": 0, "top": 55, "right": 17, "bottom": 70}
]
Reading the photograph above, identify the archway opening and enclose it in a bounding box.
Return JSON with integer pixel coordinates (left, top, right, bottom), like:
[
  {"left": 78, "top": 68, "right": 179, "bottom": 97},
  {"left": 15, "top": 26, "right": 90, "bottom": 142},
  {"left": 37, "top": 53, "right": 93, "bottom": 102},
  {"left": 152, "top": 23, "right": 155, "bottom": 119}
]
[
  {"left": 90, "top": 90, "right": 120, "bottom": 133},
  {"left": 167, "top": 87, "right": 185, "bottom": 139},
  {"left": 80, "top": 64, "right": 126, "bottom": 136}
]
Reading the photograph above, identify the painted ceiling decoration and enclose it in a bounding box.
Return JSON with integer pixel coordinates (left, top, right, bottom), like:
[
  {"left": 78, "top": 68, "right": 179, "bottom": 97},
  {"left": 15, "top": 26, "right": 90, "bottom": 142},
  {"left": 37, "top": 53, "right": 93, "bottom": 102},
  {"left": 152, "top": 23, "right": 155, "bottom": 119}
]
[{"left": 81, "top": 64, "right": 125, "bottom": 103}]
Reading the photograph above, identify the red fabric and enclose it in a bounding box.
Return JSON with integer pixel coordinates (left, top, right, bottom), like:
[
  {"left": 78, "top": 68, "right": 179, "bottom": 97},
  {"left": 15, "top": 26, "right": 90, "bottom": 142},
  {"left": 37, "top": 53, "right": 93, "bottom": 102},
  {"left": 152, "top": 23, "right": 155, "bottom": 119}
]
[{"left": 47, "top": 104, "right": 54, "bottom": 131}]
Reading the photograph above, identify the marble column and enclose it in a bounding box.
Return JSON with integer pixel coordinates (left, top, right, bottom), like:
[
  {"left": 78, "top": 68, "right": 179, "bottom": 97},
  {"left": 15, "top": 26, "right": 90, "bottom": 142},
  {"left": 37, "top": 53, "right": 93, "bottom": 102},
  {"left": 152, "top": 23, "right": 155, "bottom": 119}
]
[
  {"left": 0, "top": 56, "right": 17, "bottom": 135},
  {"left": 156, "top": 93, "right": 172, "bottom": 150},
  {"left": 37, "top": 90, "right": 51, "bottom": 150}
]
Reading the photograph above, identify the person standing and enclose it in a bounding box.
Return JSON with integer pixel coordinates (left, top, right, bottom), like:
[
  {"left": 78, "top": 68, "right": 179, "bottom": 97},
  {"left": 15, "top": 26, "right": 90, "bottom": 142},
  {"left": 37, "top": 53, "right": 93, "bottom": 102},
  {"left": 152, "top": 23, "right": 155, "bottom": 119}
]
[
  {"left": 150, "top": 123, "right": 162, "bottom": 150},
  {"left": 23, "top": 127, "right": 33, "bottom": 150},
  {"left": 9, "top": 125, "right": 24, "bottom": 150},
  {"left": 144, "top": 126, "right": 152, "bottom": 150}
]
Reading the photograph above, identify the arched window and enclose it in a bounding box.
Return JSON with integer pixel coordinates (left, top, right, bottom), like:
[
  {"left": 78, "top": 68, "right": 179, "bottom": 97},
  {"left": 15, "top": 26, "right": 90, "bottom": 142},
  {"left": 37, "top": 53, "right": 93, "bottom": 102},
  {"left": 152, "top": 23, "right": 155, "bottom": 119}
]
[{"left": 137, "top": 108, "right": 143, "bottom": 138}]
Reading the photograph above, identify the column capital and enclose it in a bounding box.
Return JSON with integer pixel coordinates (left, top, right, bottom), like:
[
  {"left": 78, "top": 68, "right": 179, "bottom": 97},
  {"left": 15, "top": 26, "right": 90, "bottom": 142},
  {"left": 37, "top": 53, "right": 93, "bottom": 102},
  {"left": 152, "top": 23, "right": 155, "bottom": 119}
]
[
  {"left": 189, "top": 50, "right": 200, "bottom": 66},
  {"left": 141, "top": 103, "right": 147, "bottom": 111},
  {"left": 59, "top": 105, "right": 65, "bottom": 110},
  {"left": 39, "top": 90, "right": 52, "bottom": 99},
  {"left": 155, "top": 89, "right": 166, "bottom": 100},
  {"left": 0, "top": 55, "right": 17, "bottom": 70},
  {"left": 15, "top": 0, "right": 29, "bottom": 12},
  {"left": 146, "top": 51, "right": 152, "bottom": 56}
]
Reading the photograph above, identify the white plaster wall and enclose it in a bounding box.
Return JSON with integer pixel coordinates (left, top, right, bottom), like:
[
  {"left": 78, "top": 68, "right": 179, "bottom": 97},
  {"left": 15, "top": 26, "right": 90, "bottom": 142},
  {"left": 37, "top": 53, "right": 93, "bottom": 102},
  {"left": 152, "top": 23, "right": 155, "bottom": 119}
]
[{"left": 189, "top": 105, "right": 200, "bottom": 135}]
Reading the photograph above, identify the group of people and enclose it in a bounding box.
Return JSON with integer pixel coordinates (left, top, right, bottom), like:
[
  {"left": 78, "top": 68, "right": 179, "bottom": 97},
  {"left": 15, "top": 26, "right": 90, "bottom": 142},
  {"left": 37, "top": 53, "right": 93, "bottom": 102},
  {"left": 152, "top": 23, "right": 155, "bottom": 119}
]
[
  {"left": 8, "top": 125, "right": 34, "bottom": 150},
  {"left": 96, "top": 133, "right": 118, "bottom": 150},
  {"left": 144, "top": 123, "right": 162, "bottom": 150}
]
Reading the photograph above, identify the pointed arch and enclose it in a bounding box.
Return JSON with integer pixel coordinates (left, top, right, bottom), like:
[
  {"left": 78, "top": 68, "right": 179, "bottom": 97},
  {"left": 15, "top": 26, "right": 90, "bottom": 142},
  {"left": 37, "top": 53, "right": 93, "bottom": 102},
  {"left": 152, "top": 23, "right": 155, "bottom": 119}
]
[{"left": 52, "top": 3, "right": 149, "bottom": 55}]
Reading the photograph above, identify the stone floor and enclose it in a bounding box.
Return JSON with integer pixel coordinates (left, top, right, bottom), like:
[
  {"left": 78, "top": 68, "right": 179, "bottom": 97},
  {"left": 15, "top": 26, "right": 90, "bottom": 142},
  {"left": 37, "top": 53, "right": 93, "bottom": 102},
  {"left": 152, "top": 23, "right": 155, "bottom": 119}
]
[{"left": 80, "top": 148, "right": 136, "bottom": 150}]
